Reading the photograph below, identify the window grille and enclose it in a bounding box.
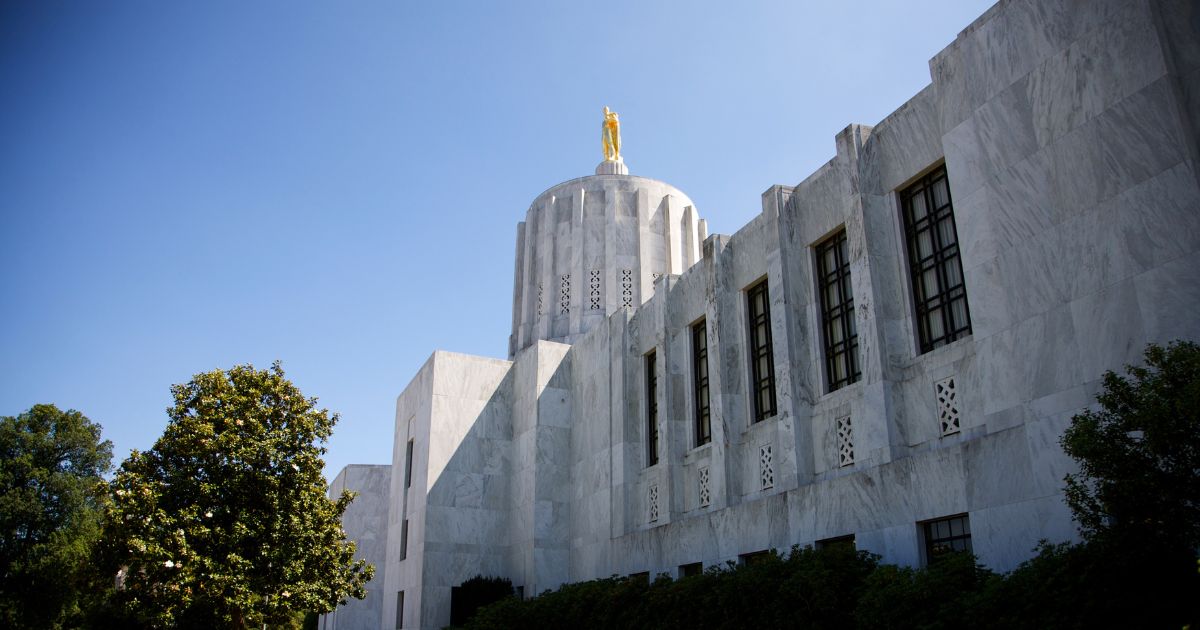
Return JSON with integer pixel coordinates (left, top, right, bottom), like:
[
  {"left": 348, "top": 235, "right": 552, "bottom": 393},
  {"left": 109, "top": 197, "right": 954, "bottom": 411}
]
[
  {"left": 923, "top": 514, "right": 972, "bottom": 564},
  {"left": 747, "top": 280, "right": 777, "bottom": 422},
  {"left": 699, "top": 466, "right": 711, "bottom": 507},
  {"left": 816, "top": 229, "right": 860, "bottom": 391},
  {"left": 900, "top": 165, "right": 972, "bottom": 353},
  {"left": 646, "top": 351, "right": 658, "bottom": 466},
  {"left": 692, "top": 319, "right": 711, "bottom": 446}
]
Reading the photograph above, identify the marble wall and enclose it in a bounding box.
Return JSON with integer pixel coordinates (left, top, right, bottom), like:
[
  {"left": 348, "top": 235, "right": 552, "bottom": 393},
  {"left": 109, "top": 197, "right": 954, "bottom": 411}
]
[
  {"left": 318, "top": 465, "right": 390, "bottom": 630},
  {"left": 336, "top": 0, "right": 1200, "bottom": 627}
]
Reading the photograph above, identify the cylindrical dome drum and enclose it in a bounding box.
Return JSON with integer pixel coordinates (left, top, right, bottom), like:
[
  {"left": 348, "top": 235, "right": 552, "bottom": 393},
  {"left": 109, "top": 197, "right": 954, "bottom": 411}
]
[{"left": 508, "top": 168, "right": 706, "bottom": 358}]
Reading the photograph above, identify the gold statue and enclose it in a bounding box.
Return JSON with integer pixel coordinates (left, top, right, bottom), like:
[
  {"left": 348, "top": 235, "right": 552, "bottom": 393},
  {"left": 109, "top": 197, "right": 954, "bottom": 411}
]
[{"left": 602, "top": 106, "right": 622, "bottom": 162}]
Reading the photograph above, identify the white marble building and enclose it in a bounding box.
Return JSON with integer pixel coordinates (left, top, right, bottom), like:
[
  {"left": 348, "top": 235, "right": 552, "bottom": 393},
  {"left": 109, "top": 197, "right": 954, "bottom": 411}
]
[{"left": 323, "top": 0, "right": 1200, "bottom": 627}]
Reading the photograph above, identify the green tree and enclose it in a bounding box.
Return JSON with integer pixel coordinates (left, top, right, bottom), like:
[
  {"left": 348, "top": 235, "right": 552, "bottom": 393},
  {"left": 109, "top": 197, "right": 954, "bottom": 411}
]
[
  {"left": 0, "top": 404, "right": 113, "bottom": 629},
  {"left": 99, "top": 362, "right": 372, "bottom": 629},
  {"left": 1060, "top": 340, "right": 1200, "bottom": 550}
]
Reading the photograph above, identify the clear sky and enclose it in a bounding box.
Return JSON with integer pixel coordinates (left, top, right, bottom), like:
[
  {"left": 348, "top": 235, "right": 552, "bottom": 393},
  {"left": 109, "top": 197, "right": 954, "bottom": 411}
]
[{"left": 0, "top": 0, "right": 995, "bottom": 478}]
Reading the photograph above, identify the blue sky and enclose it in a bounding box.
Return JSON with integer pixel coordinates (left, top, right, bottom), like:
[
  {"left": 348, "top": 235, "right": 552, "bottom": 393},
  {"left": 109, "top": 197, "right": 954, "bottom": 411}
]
[{"left": 0, "top": 0, "right": 994, "bottom": 477}]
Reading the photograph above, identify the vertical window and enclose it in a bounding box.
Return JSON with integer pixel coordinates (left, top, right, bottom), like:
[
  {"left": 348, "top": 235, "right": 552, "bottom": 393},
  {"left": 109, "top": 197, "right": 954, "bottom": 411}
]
[
  {"left": 400, "top": 519, "right": 409, "bottom": 561},
  {"left": 747, "top": 279, "right": 777, "bottom": 422},
  {"left": 692, "top": 319, "right": 711, "bottom": 446},
  {"left": 395, "top": 591, "right": 404, "bottom": 629},
  {"left": 816, "top": 230, "right": 860, "bottom": 391},
  {"left": 922, "top": 514, "right": 972, "bottom": 564},
  {"left": 404, "top": 439, "right": 414, "bottom": 489},
  {"left": 646, "top": 351, "right": 658, "bottom": 466},
  {"left": 901, "top": 165, "right": 971, "bottom": 353}
]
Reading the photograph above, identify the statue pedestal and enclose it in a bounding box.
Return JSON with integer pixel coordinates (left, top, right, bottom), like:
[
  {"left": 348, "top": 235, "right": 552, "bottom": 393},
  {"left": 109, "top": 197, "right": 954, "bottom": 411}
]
[{"left": 595, "top": 159, "right": 629, "bottom": 175}]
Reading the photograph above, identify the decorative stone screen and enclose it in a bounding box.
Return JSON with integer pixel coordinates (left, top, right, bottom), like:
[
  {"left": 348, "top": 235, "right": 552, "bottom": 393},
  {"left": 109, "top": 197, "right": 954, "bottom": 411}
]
[
  {"left": 559, "top": 274, "right": 570, "bottom": 315},
  {"left": 588, "top": 269, "right": 602, "bottom": 310},
  {"left": 621, "top": 268, "right": 634, "bottom": 309},
  {"left": 648, "top": 484, "right": 659, "bottom": 523},
  {"left": 759, "top": 444, "right": 774, "bottom": 490},
  {"left": 699, "top": 466, "right": 711, "bottom": 507},
  {"left": 836, "top": 415, "right": 854, "bottom": 467},
  {"left": 935, "top": 376, "right": 960, "bottom": 436}
]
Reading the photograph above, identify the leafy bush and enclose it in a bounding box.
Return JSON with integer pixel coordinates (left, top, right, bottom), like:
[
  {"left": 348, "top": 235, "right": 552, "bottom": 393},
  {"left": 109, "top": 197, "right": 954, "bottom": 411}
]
[{"left": 449, "top": 575, "right": 514, "bottom": 627}]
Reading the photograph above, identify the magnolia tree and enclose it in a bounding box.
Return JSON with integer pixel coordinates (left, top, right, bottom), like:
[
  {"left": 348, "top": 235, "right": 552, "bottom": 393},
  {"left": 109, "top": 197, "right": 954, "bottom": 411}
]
[{"left": 100, "top": 363, "right": 372, "bottom": 628}]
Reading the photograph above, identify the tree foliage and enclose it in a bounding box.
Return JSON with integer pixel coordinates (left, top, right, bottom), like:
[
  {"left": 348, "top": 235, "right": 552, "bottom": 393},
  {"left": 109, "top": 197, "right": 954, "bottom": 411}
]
[
  {"left": 98, "top": 362, "right": 372, "bottom": 629},
  {"left": 0, "top": 404, "right": 113, "bottom": 629},
  {"left": 1060, "top": 340, "right": 1200, "bottom": 550}
]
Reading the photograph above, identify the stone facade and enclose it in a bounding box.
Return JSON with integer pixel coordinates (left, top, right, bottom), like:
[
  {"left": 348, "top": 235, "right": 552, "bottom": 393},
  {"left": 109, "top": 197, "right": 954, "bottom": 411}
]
[
  {"left": 324, "top": 0, "right": 1200, "bottom": 628},
  {"left": 318, "top": 465, "right": 391, "bottom": 630}
]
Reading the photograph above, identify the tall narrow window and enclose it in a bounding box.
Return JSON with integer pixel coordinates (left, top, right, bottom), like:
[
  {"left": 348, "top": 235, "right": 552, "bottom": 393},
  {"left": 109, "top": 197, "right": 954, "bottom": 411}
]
[
  {"left": 395, "top": 591, "right": 405, "bottom": 629},
  {"left": 816, "top": 229, "right": 860, "bottom": 391},
  {"left": 747, "top": 279, "right": 777, "bottom": 422},
  {"left": 400, "top": 519, "right": 409, "bottom": 561},
  {"left": 692, "top": 319, "right": 711, "bottom": 446},
  {"left": 901, "top": 165, "right": 971, "bottom": 353},
  {"left": 404, "top": 439, "right": 414, "bottom": 489},
  {"left": 646, "top": 351, "right": 658, "bottom": 466}
]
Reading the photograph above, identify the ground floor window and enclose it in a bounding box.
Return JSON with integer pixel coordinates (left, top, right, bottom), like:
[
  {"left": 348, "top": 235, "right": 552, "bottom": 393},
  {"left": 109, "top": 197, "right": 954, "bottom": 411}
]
[
  {"left": 922, "top": 514, "right": 971, "bottom": 564},
  {"left": 739, "top": 549, "right": 772, "bottom": 566},
  {"left": 815, "top": 534, "right": 856, "bottom": 551},
  {"left": 679, "top": 562, "right": 703, "bottom": 577}
]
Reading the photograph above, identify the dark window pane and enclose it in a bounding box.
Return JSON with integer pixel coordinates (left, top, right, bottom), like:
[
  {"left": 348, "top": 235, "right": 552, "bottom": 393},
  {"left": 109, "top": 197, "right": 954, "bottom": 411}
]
[
  {"left": 747, "top": 280, "right": 776, "bottom": 421},
  {"left": 932, "top": 176, "right": 950, "bottom": 208},
  {"left": 902, "top": 166, "right": 972, "bottom": 353},
  {"left": 910, "top": 189, "right": 928, "bottom": 220},
  {"left": 646, "top": 352, "right": 658, "bottom": 466},
  {"left": 924, "top": 514, "right": 973, "bottom": 565},
  {"left": 815, "top": 230, "right": 861, "bottom": 392},
  {"left": 693, "top": 321, "right": 711, "bottom": 446}
]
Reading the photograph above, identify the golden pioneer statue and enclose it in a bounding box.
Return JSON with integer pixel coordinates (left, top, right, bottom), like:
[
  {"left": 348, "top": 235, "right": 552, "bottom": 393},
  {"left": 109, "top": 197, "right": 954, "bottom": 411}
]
[{"left": 602, "top": 106, "right": 622, "bottom": 162}]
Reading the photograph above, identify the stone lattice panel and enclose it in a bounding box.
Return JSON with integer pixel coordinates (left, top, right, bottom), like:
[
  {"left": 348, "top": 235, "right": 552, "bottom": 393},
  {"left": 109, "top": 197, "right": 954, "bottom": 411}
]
[
  {"left": 698, "top": 466, "right": 711, "bottom": 507},
  {"left": 620, "top": 268, "right": 634, "bottom": 309},
  {"left": 836, "top": 416, "right": 854, "bottom": 467},
  {"left": 936, "top": 376, "right": 960, "bottom": 435},
  {"left": 648, "top": 484, "right": 659, "bottom": 522},
  {"left": 759, "top": 445, "right": 774, "bottom": 490},
  {"left": 559, "top": 274, "right": 571, "bottom": 315},
  {"left": 588, "top": 269, "right": 602, "bottom": 310}
]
